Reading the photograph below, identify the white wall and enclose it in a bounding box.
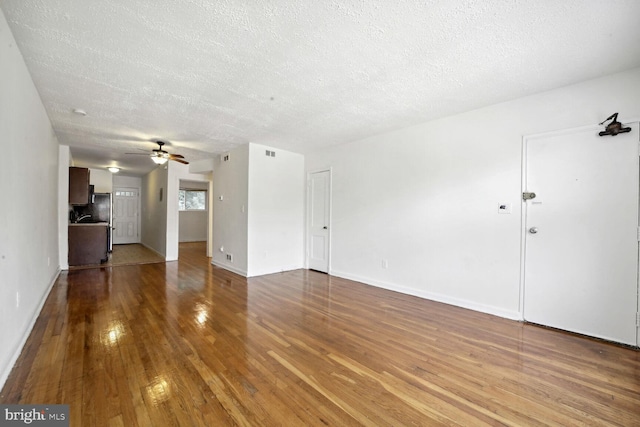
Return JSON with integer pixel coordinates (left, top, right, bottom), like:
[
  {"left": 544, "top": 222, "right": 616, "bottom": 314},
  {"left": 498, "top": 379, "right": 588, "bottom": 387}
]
[
  {"left": 113, "top": 175, "right": 142, "bottom": 189},
  {"left": 181, "top": 180, "right": 209, "bottom": 190},
  {"left": 141, "top": 165, "right": 168, "bottom": 256},
  {"left": 179, "top": 211, "right": 207, "bottom": 242},
  {"left": 189, "top": 158, "right": 215, "bottom": 174},
  {"left": 247, "top": 144, "right": 304, "bottom": 276},
  {"left": 0, "top": 9, "right": 60, "bottom": 388},
  {"left": 212, "top": 144, "right": 249, "bottom": 275},
  {"left": 58, "top": 146, "right": 71, "bottom": 270},
  {"left": 89, "top": 168, "right": 113, "bottom": 193},
  {"left": 212, "top": 143, "right": 305, "bottom": 277},
  {"left": 305, "top": 67, "right": 640, "bottom": 320}
]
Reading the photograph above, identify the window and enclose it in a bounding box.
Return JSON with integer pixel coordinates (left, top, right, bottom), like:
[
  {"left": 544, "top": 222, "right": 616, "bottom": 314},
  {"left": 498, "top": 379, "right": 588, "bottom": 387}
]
[
  {"left": 179, "top": 189, "right": 206, "bottom": 211},
  {"left": 115, "top": 190, "right": 137, "bottom": 197}
]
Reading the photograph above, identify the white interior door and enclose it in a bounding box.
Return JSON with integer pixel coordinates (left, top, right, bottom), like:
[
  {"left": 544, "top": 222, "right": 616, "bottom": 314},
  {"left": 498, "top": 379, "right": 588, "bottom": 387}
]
[
  {"left": 113, "top": 187, "right": 140, "bottom": 244},
  {"left": 308, "top": 170, "right": 330, "bottom": 273},
  {"left": 523, "top": 124, "right": 639, "bottom": 345}
]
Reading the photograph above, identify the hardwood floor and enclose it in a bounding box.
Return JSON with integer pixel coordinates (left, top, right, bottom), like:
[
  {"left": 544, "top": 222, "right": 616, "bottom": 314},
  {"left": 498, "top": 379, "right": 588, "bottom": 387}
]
[
  {"left": 69, "top": 243, "right": 166, "bottom": 270},
  {"left": 2, "top": 242, "right": 639, "bottom": 426}
]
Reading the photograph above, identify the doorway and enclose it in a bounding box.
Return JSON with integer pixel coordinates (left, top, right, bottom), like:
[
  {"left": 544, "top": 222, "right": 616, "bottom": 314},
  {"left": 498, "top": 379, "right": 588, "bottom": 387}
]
[
  {"left": 522, "top": 124, "right": 639, "bottom": 345},
  {"left": 113, "top": 187, "right": 140, "bottom": 244},
  {"left": 307, "top": 170, "right": 331, "bottom": 273},
  {"left": 178, "top": 179, "right": 210, "bottom": 258}
]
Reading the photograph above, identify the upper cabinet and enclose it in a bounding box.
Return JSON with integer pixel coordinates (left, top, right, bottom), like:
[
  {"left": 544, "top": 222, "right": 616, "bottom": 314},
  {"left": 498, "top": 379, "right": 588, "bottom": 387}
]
[{"left": 69, "top": 167, "right": 90, "bottom": 205}]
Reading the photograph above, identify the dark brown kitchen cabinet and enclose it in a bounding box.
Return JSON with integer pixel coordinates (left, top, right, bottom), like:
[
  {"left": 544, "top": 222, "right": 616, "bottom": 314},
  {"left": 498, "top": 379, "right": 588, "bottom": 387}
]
[
  {"left": 69, "top": 166, "right": 90, "bottom": 205},
  {"left": 68, "top": 224, "right": 108, "bottom": 266}
]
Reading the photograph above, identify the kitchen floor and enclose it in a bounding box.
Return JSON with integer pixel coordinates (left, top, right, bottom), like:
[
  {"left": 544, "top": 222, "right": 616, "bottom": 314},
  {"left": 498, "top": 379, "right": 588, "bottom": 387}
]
[
  {"left": 68, "top": 243, "right": 165, "bottom": 270},
  {"left": 109, "top": 243, "right": 166, "bottom": 266}
]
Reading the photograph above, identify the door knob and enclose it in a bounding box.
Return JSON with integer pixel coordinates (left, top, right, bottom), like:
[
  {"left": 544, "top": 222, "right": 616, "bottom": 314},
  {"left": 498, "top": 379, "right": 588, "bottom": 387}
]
[{"left": 529, "top": 227, "right": 538, "bottom": 234}]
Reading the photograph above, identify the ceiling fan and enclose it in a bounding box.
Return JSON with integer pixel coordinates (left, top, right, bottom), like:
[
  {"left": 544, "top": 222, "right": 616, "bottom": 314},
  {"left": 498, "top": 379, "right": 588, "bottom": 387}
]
[{"left": 127, "top": 140, "right": 189, "bottom": 165}]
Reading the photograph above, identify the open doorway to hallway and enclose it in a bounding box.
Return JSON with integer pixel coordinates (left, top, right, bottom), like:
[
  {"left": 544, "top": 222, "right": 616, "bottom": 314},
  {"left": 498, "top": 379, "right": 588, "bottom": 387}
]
[{"left": 178, "top": 179, "right": 210, "bottom": 258}]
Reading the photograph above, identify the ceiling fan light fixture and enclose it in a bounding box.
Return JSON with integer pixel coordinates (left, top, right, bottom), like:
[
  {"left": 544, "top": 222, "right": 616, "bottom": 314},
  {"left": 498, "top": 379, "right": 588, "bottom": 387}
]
[
  {"left": 151, "top": 154, "right": 168, "bottom": 165},
  {"left": 126, "top": 140, "right": 188, "bottom": 166},
  {"left": 107, "top": 166, "right": 120, "bottom": 173}
]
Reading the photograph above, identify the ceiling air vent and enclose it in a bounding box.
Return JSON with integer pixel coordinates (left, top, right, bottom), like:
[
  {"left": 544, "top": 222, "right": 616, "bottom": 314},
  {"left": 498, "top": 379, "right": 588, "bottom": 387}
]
[{"left": 265, "top": 150, "right": 276, "bottom": 157}]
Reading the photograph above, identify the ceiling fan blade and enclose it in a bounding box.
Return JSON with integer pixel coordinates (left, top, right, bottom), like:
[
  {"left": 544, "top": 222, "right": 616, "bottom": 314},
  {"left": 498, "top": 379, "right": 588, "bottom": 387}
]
[
  {"left": 170, "top": 158, "right": 189, "bottom": 165},
  {"left": 126, "top": 140, "right": 189, "bottom": 164}
]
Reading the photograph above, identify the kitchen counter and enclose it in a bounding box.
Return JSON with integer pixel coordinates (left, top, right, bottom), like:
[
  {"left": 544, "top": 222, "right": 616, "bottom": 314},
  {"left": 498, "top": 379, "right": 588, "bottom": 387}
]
[{"left": 68, "top": 224, "right": 109, "bottom": 266}]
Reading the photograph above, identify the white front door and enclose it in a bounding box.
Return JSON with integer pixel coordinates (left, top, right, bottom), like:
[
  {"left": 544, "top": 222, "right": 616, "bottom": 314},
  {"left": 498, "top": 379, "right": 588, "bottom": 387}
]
[
  {"left": 113, "top": 187, "right": 140, "bottom": 244},
  {"left": 308, "top": 170, "right": 331, "bottom": 273},
  {"left": 523, "top": 124, "right": 639, "bottom": 345}
]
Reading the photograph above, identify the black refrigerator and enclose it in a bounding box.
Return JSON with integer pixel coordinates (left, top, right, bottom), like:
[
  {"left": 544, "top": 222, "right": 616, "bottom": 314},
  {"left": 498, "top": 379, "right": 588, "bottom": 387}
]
[{"left": 90, "top": 193, "right": 113, "bottom": 252}]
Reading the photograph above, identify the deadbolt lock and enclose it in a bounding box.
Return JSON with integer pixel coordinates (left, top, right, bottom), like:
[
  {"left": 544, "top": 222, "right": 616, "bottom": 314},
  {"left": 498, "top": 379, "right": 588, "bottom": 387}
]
[{"left": 523, "top": 192, "right": 536, "bottom": 201}]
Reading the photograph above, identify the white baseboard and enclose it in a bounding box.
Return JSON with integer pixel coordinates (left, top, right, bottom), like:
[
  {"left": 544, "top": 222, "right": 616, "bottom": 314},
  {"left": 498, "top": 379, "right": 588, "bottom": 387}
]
[
  {"left": 246, "top": 264, "right": 304, "bottom": 278},
  {"left": 211, "top": 259, "right": 248, "bottom": 277},
  {"left": 0, "top": 268, "right": 61, "bottom": 390},
  {"left": 330, "top": 269, "right": 521, "bottom": 321},
  {"left": 140, "top": 243, "right": 172, "bottom": 261}
]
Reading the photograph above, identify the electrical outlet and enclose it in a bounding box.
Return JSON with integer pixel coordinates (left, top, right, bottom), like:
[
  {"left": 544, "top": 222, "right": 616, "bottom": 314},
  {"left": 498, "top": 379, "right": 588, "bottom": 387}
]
[{"left": 226, "top": 254, "right": 233, "bottom": 262}]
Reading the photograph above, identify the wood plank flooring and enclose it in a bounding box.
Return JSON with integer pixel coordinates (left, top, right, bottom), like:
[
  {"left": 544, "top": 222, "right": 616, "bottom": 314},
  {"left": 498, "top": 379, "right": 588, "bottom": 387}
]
[
  {"left": 70, "top": 243, "right": 166, "bottom": 270},
  {"left": 2, "top": 242, "right": 639, "bottom": 426}
]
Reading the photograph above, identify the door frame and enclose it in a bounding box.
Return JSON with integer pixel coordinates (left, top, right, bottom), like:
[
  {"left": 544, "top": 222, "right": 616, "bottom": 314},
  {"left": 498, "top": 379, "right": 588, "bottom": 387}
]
[
  {"left": 519, "top": 121, "right": 640, "bottom": 346},
  {"left": 306, "top": 168, "right": 332, "bottom": 273},
  {"left": 113, "top": 186, "right": 141, "bottom": 245},
  {"left": 177, "top": 178, "right": 212, "bottom": 255}
]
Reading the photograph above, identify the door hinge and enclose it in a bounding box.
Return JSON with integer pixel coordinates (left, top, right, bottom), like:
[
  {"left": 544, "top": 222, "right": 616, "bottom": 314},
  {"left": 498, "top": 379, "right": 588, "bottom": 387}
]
[
  {"left": 636, "top": 312, "right": 640, "bottom": 327},
  {"left": 637, "top": 227, "right": 640, "bottom": 242},
  {"left": 523, "top": 192, "right": 536, "bottom": 201}
]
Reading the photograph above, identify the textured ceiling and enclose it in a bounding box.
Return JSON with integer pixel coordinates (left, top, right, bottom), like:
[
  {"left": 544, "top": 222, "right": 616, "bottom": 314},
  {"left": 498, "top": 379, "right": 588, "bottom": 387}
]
[{"left": 2, "top": 0, "right": 640, "bottom": 176}]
